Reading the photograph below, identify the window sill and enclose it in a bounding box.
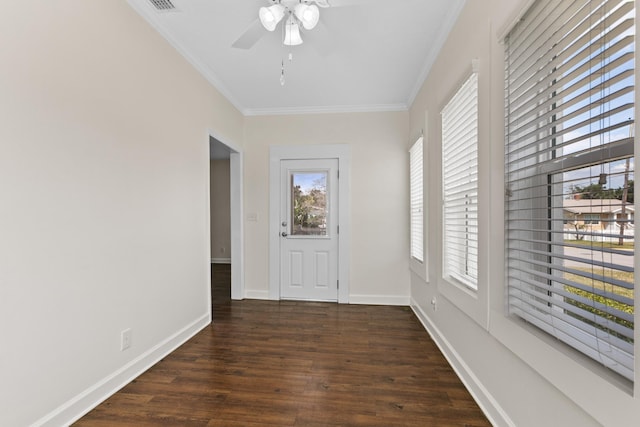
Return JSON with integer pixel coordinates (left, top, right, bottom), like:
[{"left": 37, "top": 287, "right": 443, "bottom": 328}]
[
  {"left": 439, "top": 273, "right": 487, "bottom": 329},
  {"left": 490, "top": 309, "right": 636, "bottom": 425},
  {"left": 444, "top": 273, "right": 478, "bottom": 295},
  {"left": 410, "top": 257, "right": 428, "bottom": 283}
]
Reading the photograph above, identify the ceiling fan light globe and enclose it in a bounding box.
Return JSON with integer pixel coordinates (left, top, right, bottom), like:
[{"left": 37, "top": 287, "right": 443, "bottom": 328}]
[
  {"left": 283, "top": 16, "right": 303, "bottom": 46},
  {"left": 294, "top": 4, "right": 319, "bottom": 30},
  {"left": 259, "top": 5, "right": 285, "bottom": 31}
]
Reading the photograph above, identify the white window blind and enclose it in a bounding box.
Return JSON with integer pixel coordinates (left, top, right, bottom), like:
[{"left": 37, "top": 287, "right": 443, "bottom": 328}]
[
  {"left": 410, "top": 137, "right": 424, "bottom": 263},
  {"left": 505, "top": 0, "right": 635, "bottom": 381},
  {"left": 442, "top": 72, "right": 479, "bottom": 290}
]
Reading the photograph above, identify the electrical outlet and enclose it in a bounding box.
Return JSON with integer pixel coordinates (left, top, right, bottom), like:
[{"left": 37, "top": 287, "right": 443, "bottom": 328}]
[{"left": 121, "top": 328, "right": 132, "bottom": 351}]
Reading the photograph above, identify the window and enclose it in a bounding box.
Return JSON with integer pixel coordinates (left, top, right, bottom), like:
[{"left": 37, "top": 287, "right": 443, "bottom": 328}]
[
  {"left": 410, "top": 137, "right": 424, "bottom": 263},
  {"left": 583, "top": 214, "right": 601, "bottom": 225},
  {"left": 442, "top": 71, "right": 478, "bottom": 290},
  {"left": 290, "top": 171, "right": 328, "bottom": 236},
  {"left": 505, "top": 0, "right": 634, "bottom": 381}
]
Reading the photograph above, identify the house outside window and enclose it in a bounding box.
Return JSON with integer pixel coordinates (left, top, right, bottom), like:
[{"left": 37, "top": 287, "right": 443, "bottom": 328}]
[{"left": 582, "top": 214, "right": 601, "bottom": 225}]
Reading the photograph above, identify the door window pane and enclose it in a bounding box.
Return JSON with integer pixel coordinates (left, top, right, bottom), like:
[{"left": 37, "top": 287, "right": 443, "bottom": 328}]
[{"left": 291, "top": 172, "right": 328, "bottom": 236}]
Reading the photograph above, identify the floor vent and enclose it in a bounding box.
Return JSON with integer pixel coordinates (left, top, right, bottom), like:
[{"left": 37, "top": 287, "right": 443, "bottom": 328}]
[{"left": 148, "top": 0, "right": 177, "bottom": 11}]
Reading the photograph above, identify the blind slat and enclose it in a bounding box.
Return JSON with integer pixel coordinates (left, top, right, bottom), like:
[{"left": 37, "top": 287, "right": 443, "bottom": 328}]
[
  {"left": 508, "top": 275, "right": 635, "bottom": 325},
  {"left": 509, "top": 285, "right": 634, "bottom": 341},
  {"left": 510, "top": 304, "right": 633, "bottom": 379}
]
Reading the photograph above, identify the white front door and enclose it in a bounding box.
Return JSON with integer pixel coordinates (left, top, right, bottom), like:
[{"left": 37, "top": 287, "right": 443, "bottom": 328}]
[{"left": 279, "top": 158, "right": 339, "bottom": 301}]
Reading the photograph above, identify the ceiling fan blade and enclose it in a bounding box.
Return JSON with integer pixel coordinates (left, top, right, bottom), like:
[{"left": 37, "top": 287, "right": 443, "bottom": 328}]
[
  {"left": 312, "top": 0, "right": 331, "bottom": 7},
  {"left": 231, "top": 19, "right": 265, "bottom": 49},
  {"left": 326, "top": 0, "right": 388, "bottom": 7}
]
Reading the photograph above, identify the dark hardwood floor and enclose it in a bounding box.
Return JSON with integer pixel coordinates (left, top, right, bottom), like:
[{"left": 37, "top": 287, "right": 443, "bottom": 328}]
[
  {"left": 211, "top": 263, "right": 231, "bottom": 316},
  {"left": 75, "top": 264, "right": 490, "bottom": 426}
]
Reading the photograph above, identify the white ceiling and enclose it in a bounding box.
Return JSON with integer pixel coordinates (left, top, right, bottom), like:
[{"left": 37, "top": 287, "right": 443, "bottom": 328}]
[{"left": 127, "top": 0, "right": 465, "bottom": 116}]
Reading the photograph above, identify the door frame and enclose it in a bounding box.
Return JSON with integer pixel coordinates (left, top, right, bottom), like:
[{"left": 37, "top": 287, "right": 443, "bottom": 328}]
[
  {"left": 208, "top": 130, "right": 244, "bottom": 302},
  {"left": 269, "top": 144, "right": 351, "bottom": 303}
]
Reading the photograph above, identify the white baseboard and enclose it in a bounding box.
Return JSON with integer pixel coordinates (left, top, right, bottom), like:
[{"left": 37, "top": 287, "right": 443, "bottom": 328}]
[
  {"left": 240, "top": 292, "right": 409, "bottom": 305},
  {"left": 35, "top": 313, "right": 211, "bottom": 427},
  {"left": 210, "top": 258, "right": 231, "bottom": 264},
  {"left": 410, "top": 298, "right": 514, "bottom": 427},
  {"left": 244, "top": 290, "right": 271, "bottom": 300},
  {"left": 349, "top": 294, "right": 410, "bottom": 306}
]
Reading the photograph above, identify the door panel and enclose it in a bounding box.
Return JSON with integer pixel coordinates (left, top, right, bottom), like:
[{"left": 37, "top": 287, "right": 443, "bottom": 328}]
[
  {"left": 280, "top": 158, "right": 338, "bottom": 301},
  {"left": 315, "top": 251, "right": 329, "bottom": 287},
  {"left": 289, "top": 251, "right": 303, "bottom": 287}
]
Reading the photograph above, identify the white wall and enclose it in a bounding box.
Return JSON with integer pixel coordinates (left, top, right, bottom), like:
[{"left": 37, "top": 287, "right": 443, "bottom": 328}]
[
  {"left": 0, "top": 1, "right": 243, "bottom": 425},
  {"left": 409, "top": 0, "right": 640, "bottom": 425},
  {"left": 243, "top": 113, "right": 410, "bottom": 303},
  {"left": 210, "top": 160, "right": 231, "bottom": 261}
]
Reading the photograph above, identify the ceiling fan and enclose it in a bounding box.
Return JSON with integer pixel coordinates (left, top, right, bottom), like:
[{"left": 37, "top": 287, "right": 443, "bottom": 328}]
[{"left": 231, "top": 0, "right": 370, "bottom": 50}]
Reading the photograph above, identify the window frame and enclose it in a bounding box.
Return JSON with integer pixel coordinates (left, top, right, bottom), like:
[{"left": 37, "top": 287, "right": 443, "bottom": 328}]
[
  {"left": 409, "top": 135, "right": 427, "bottom": 281},
  {"left": 434, "top": 60, "right": 489, "bottom": 330},
  {"left": 441, "top": 70, "right": 479, "bottom": 292},
  {"left": 503, "top": 0, "right": 635, "bottom": 382},
  {"left": 485, "top": 2, "right": 640, "bottom": 425}
]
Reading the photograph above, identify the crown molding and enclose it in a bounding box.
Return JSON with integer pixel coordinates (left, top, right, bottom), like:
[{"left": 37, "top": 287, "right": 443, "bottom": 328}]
[
  {"left": 406, "top": 0, "right": 466, "bottom": 109},
  {"left": 243, "top": 103, "right": 408, "bottom": 117},
  {"left": 126, "top": 0, "right": 246, "bottom": 115}
]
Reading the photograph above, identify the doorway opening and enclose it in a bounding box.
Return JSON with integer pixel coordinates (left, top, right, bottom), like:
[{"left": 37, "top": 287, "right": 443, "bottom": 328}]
[{"left": 209, "top": 133, "right": 243, "bottom": 319}]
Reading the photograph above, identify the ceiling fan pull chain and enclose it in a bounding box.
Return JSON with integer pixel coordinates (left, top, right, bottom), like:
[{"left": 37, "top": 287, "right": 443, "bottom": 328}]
[{"left": 280, "top": 59, "right": 286, "bottom": 86}]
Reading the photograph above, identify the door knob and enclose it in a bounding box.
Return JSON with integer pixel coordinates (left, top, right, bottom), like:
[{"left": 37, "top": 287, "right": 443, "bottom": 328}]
[
  {"left": 281, "top": 232, "right": 288, "bottom": 237},
  {"left": 281, "top": 221, "right": 287, "bottom": 227}
]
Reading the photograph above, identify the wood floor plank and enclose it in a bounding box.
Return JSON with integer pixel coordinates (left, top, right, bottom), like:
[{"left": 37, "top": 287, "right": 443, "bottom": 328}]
[{"left": 75, "top": 264, "right": 490, "bottom": 426}]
